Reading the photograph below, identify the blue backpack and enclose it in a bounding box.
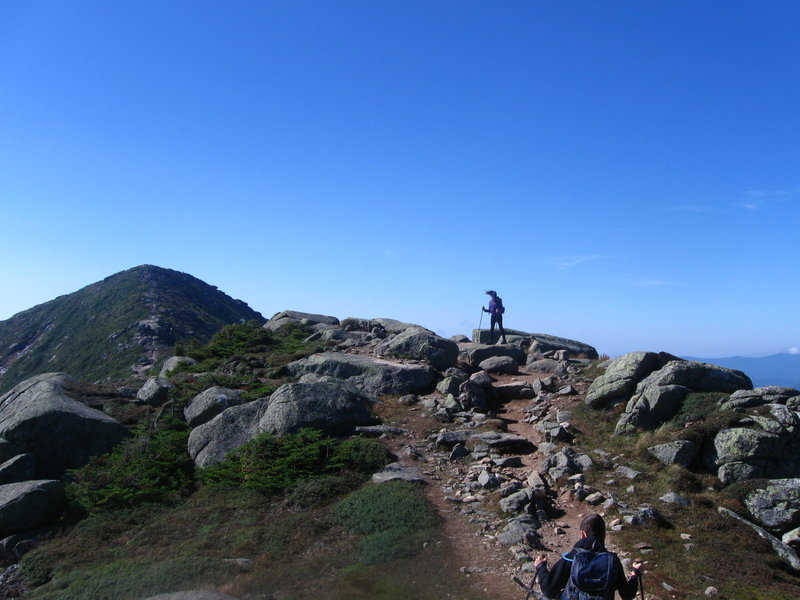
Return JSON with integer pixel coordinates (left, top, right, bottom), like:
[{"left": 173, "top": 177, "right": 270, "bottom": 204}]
[{"left": 560, "top": 548, "right": 618, "bottom": 600}]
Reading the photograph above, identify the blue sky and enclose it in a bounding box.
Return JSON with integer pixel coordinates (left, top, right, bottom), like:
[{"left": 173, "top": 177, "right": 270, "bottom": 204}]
[{"left": 1, "top": 0, "right": 798, "bottom": 358}]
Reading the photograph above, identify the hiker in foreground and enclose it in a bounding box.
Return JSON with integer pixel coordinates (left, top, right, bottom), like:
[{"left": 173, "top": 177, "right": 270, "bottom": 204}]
[
  {"left": 534, "top": 513, "right": 643, "bottom": 600},
  {"left": 482, "top": 289, "right": 507, "bottom": 344}
]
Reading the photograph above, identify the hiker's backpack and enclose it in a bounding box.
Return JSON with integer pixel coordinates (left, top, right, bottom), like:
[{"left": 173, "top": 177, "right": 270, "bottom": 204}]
[
  {"left": 560, "top": 548, "right": 618, "bottom": 600},
  {"left": 495, "top": 297, "right": 505, "bottom": 315}
]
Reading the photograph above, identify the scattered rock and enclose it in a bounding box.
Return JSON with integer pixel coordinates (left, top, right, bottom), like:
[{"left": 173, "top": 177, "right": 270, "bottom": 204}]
[
  {"left": 136, "top": 376, "right": 174, "bottom": 406},
  {"left": 647, "top": 440, "right": 698, "bottom": 467}
]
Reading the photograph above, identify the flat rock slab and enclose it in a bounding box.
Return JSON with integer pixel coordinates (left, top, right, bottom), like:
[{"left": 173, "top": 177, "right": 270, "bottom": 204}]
[{"left": 371, "top": 462, "right": 425, "bottom": 484}]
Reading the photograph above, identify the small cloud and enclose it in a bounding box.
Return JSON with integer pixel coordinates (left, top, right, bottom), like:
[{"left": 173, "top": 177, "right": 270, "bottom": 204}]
[
  {"left": 738, "top": 202, "right": 760, "bottom": 210},
  {"left": 788, "top": 346, "right": 800, "bottom": 355}
]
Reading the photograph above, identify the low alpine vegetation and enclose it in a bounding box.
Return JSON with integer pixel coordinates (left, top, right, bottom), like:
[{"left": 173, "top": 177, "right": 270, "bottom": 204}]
[{"left": 199, "top": 429, "right": 392, "bottom": 495}]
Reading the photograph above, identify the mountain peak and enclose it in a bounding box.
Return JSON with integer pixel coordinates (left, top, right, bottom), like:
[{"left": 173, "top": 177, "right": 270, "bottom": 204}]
[{"left": 0, "top": 266, "right": 264, "bottom": 393}]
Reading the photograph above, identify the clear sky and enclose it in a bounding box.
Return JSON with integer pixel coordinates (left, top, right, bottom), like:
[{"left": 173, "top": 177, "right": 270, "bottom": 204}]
[{"left": 1, "top": 0, "right": 798, "bottom": 358}]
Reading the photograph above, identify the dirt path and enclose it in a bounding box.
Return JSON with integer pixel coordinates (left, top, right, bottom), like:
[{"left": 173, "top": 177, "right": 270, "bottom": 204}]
[{"left": 382, "top": 368, "right": 592, "bottom": 599}]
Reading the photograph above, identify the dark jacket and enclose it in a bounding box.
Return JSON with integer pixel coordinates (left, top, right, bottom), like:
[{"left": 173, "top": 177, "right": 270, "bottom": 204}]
[{"left": 535, "top": 536, "right": 639, "bottom": 600}]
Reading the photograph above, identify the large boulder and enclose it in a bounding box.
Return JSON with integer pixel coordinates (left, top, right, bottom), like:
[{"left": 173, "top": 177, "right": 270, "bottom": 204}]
[
  {"left": 136, "top": 376, "right": 174, "bottom": 406},
  {"left": 374, "top": 328, "right": 459, "bottom": 371},
  {"left": 372, "top": 318, "right": 424, "bottom": 334},
  {"left": 457, "top": 343, "right": 526, "bottom": 369},
  {"left": 704, "top": 404, "right": 800, "bottom": 484},
  {"left": 639, "top": 360, "right": 751, "bottom": 394},
  {"left": 285, "top": 352, "right": 434, "bottom": 397},
  {"left": 0, "top": 480, "right": 66, "bottom": 536},
  {"left": 159, "top": 356, "right": 198, "bottom": 377},
  {"left": 615, "top": 361, "right": 752, "bottom": 434},
  {"left": 188, "top": 400, "right": 268, "bottom": 468},
  {"left": 0, "top": 374, "right": 129, "bottom": 477},
  {"left": 585, "top": 351, "right": 678, "bottom": 408},
  {"left": 478, "top": 355, "right": 518, "bottom": 374},
  {"left": 264, "top": 310, "right": 339, "bottom": 332},
  {"left": 184, "top": 386, "right": 246, "bottom": 427},
  {"left": 259, "top": 380, "right": 373, "bottom": 436}
]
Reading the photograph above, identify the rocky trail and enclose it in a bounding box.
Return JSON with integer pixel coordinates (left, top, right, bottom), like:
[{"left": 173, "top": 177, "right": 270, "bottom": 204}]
[{"left": 378, "top": 365, "right": 607, "bottom": 600}]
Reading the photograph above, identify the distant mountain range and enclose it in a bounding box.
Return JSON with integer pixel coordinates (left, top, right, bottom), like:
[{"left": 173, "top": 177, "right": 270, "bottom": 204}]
[
  {"left": 687, "top": 353, "right": 800, "bottom": 390},
  {"left": 0, "top": 265, "right": 264, "bottom": 393}
]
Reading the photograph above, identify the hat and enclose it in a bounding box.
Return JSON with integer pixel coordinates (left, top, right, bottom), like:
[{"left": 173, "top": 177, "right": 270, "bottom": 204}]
[{"left": 485, "top": 290, "right": 496, "bottom": 295}]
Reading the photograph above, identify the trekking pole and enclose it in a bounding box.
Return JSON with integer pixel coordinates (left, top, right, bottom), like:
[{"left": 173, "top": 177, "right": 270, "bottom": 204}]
[
  {"left": 638, "top": 570, "right": 645, "bottom": 600},
  {"left": 478, "top": 308, "right": 484, "bottom": 334},
  {"left": 512, "top": 570, "right": 538, "bottom": 600}
]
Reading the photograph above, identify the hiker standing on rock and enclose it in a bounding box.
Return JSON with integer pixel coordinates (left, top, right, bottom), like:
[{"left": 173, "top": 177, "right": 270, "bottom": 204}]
[
  {"left": 534, "top": 514, "right": 643, "bottom": 600},
  {"left": 483, "top": 290, "right": 507, "bottom": 344}
]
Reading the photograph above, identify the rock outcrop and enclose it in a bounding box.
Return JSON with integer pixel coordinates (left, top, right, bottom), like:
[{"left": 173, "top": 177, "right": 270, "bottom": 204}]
[
  {"left": 285, "top": 352, "right": 434, "bottom": 397},
  {"left": 615, "top": 361, "right": 752, "bottom": 434},
  {"left": 720, "top": 386, "right": 800, "bottom": 410},
  {"left": 188, "top": 379, "right": 375, "bottom": 468},
  {"left": 585, "top": 351, "right": 678, "bottom": 408},
  {"left": 259, "top": 379, "right": 373, "bottom": 436},
  {"left": 704, "top": 404, "right": 800, "bottom": 484},
  {"left": 188, "top": 401, "right": 267, "bottom": 468},
  {"left": 374, "top": 328, "right": 459, "bottom": 371},
  {"left": 263, "top": 310, "right": 339, "bottom": 332}
]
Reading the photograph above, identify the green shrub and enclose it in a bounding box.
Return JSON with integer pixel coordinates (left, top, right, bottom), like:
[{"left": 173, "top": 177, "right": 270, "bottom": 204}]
[
  {"left": 284, "top": 472, "right": 367, "bottom": 509},
  {"left": 333, "top": 481, "right": 439, "bottom": 564},
  {"left": 330, "top": 437, "right": 393, "bottom": 474},
  {"left": 672, "top": 392, "right": 729, "bottom": 426},
  {"left": 68, "top": 417, "right": 195, "bottom": 512},
  {"left": 199, "top": 431, "right": 392, "bottom": 495}
]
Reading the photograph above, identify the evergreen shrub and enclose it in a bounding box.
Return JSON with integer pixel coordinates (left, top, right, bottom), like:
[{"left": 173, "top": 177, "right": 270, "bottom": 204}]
[
  {"left": 199, "top": 430, "right": 392, "bottom": 494},
  {"left": 68, "top": 417, "right": 195, "bottom": 512}
]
